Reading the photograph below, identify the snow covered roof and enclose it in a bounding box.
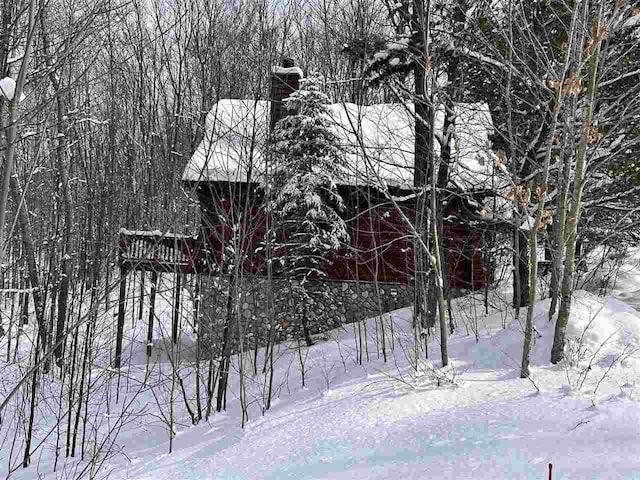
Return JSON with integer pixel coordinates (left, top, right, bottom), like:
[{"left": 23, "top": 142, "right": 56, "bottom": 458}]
[
  {"left": 182, "top": 99, "right": 497, "bottom": 190},
  {"left": 272, "top": 65, "right": 305, "bottom": 78}
]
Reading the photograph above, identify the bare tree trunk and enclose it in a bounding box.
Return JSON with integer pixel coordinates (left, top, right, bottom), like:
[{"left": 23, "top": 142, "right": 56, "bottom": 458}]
[
  {"left": 263, "top": 177, "right": 277, "bottom": 412},
  {"left": 502, "top": 1, "right": 526, "bottom": 318},
  {"left": 549, "top": 24, "right": 584, "bottom": 321},
  {"left": 0, "top": 0, "right": 36, "bottom": 266},
  {"left": 431, "top": 191, "right": 448, "bottom": 366},
  {"left": 412, "top": 0, "right": 432, "bottom": 338},
  {"left": 216, "top": 274, "right": 236, "bottom": 412},
  {"left": 521, "top": 3, "right": 579, "bottom": 378},
  {"left": 548, "top": 135, "right": 571, "bottom": 320},
  {"left": 9, "top": 175, "right": 47, "bottom": 348},
  {"left": 552, "top": 5, "right": 604, "bottom": 364},
  {"left": 22, "top": 335, "right": 40, "bottom": 467},
  {"left": 40, "top": 32, "right": 75, "bottom": 365},
  {"left": 65, "top": 319, "right": 79, "bottom": 456},
  {"left": 72, "top": 306, "right": 91, "bottom": 457},
  {"left": 193, "top": 275, "right": 202, "bottom": 421},
  {"left": 430, "top": 109, "right": 448, "bottom": 367}
]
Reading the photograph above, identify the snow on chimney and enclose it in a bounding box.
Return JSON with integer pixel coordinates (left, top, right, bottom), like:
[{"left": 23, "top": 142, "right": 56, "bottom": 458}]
[{"left": 269, "top": 58, "right": 303, "bottom": 131}]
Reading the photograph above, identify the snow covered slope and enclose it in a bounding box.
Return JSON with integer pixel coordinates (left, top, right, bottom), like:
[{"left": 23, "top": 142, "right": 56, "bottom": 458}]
[{"left": 2, "top": 291, "right": 639, "bottom": 479}]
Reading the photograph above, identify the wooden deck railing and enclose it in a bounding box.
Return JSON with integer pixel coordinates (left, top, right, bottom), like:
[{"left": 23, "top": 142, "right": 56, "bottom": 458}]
[
  {"left": 117, "top": 229, "right": 211, "bottom": 274},
  {"left": 114, "top": 229, "right": 214, "bottom": 368}
]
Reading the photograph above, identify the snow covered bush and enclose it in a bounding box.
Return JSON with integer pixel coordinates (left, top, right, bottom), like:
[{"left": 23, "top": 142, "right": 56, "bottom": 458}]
[{"left": 557, "top": 293, "right": 640, "bottom": 396}]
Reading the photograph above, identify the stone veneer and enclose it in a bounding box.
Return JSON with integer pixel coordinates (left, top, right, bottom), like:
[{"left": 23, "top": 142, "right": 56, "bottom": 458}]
[{"left": 198, "top": 276, "right": 414, "bottom": 346}]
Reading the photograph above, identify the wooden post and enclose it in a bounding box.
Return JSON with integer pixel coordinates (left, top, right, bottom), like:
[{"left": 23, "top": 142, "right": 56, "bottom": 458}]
[
  {"left": 138, "top": 271, "right": 145, "bottom": 321},
  {"left": 147, "top": 271, "right": 158, "bottom": 357},
  {"left": 193, "top": 275, "right": 201, "bottom": 324},
  {"left": 131, "top": 271, "right": 136, "bottom": 329},
  {"left": 114, "top": 265, "right": 127, "bottom": 369},
  {"left": 172, "top": 273, "right": 181, "bottom": 343},
  {"left": 21, "top": 290, "right": 29, "bottom": 326},
  {"left": 193, "top": 274, "right": 202, "bottom": 420}
]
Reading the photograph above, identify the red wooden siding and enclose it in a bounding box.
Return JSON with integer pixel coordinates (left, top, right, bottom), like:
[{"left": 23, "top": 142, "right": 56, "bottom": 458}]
[
  {"left": 332, "top": 206, "right": 412, "bottom": 283},
  {"left": 204, "top": 200, "right": 268, "bottom": 274},
  {"left": 443, "top": 224, "right": 486, "bottom": 289},
  {"left": 200, "top": 197, "right": 486, "bottom": 290}
]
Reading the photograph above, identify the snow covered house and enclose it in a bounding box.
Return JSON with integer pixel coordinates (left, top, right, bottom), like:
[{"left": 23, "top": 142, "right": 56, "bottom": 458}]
[{"left": 182, "top": 61, "right": 496, "bottom": 326}]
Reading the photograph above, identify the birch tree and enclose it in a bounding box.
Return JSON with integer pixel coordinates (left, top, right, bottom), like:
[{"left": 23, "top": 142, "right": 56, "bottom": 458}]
[{"left": 551, "top": 1, "right": 638, "bottom": 363}]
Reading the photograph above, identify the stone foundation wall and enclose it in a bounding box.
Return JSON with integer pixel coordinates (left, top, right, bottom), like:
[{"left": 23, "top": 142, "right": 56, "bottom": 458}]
[{"left": 198, "top": 276, "right": 413, "bottom": 348}]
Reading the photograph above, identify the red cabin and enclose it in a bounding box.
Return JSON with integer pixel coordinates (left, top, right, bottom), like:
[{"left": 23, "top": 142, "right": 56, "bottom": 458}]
[{"left": 182, "top": 61, "right": 496, "bottom": 296}]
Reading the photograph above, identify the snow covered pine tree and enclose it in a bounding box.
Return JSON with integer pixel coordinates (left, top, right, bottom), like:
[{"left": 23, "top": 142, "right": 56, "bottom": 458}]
[{"left": 266, "top": 74, "right": 350, "bottom": 346}]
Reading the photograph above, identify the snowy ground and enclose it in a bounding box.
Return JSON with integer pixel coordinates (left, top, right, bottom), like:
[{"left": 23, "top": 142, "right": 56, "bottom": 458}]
[
  {"left": 103, "top": 291, "right": 639, "bottom": 480},
  {"left": 1, "top": 261, "right": 640, "bottom": 479}
]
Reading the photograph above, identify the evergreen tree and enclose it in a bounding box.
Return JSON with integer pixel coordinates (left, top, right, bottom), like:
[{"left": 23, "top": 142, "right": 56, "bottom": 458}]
[{"left": 267, "top": 74, "right": 350, "bottom": 345}]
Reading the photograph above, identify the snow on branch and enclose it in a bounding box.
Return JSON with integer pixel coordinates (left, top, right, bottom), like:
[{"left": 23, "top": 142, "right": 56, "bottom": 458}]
[{"left": 457, "top": 47, "right": 524, "bottom": 80}]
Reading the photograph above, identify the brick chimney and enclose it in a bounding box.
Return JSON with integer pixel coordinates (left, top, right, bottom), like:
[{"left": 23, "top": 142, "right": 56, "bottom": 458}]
[{"left": 269, "top": 58, "right": 303, "bottom": 131}]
